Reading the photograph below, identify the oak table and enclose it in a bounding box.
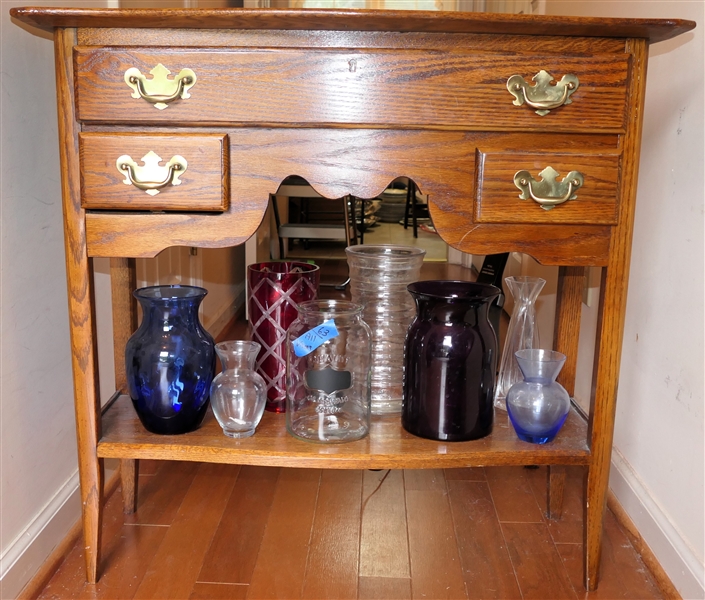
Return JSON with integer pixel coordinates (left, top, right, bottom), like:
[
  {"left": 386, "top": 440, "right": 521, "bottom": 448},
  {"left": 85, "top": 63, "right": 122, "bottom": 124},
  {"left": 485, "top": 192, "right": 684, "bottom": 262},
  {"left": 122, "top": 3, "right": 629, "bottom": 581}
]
[{"left": 11, "top": 7, "right": 694, "bottom": 591}]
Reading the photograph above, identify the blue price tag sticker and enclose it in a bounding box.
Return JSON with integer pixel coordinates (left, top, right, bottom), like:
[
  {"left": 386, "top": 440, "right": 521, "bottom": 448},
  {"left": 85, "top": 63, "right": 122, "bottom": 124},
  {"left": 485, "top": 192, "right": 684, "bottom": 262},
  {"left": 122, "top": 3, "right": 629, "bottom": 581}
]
[{"left": 292, "top": 319, "right": 339, "bottom": 357}]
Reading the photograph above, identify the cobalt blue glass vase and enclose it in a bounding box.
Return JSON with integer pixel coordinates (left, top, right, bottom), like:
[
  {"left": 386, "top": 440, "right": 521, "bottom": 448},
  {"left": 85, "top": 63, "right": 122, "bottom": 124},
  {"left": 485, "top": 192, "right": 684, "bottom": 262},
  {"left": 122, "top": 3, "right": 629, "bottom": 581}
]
[
  {"left": 402, "top": 280, "right": 500, "bottom": 442},
  {"left": 506, "top": 349, "right": 571, "bottom": 444},
  {"left": 125, "top": 285, "right": 216, "bottom": 435}
]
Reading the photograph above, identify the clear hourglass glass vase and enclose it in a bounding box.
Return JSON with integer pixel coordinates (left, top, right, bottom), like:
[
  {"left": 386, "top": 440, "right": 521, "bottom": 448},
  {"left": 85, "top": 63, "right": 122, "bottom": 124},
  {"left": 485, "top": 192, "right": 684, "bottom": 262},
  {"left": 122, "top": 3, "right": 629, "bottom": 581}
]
[
  {"left": 210, "top": 340, "right": 267, "bottom": 438},
  {"left": 494, "top": 276, "right": 545, "bottom": 409}
]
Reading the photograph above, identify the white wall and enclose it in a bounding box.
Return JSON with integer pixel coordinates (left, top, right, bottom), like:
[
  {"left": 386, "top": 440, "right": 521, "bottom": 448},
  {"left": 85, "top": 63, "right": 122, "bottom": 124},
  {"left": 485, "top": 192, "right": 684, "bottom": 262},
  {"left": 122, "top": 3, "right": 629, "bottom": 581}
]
[
  {"left": 543, "top": 2, "right": 704, "bottom": 597},
  {"left": 0, "top": 3, "right": 107, "bottom": 597},
  {"left": 0, "top": 4, "right": 246, "bottom": 596}
]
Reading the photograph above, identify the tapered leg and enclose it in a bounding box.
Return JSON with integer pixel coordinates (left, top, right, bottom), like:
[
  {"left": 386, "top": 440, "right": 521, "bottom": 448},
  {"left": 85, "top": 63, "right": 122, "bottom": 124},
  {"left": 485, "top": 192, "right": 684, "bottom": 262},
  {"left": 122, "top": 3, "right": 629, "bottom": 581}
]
[
  {"left": 549, "top": 266, "right": 584, "bottom": 520},
  {"left": 110, "top": 258, "right": 139, "bottom": 513},
  {"left": 582, "top": 38, "right": 650, "bottom": 591},
  {"left": 585, "top": 460, "right": 614, "bottom": 591},
  {"left": 120, "top": 459, "right": 139, "bottom": 514},
  {"left": 553, "top": 267, "right": 584, "bottom": 395},
  {"left": 55, "top": 28, "right": 104, "bottom": 583},
  {"left": 547, "top": 466, "right": 567, "bottom": 520},
  {"left": 576, "top": 271, "right": 619, "bottom": 592},
  {"left": 585, "top": 266, "right": 622, "bottom": 591},
  {"left": 109, "top": 258, "right": 137, "bottom": 392}
]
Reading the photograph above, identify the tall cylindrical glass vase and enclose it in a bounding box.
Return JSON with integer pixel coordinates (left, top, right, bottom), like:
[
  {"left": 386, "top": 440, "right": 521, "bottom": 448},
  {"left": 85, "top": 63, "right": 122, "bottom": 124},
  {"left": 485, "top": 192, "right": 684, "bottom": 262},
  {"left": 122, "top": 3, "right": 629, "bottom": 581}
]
[{"left": 345, "top": 245, "right": 425, "bottom": 415}]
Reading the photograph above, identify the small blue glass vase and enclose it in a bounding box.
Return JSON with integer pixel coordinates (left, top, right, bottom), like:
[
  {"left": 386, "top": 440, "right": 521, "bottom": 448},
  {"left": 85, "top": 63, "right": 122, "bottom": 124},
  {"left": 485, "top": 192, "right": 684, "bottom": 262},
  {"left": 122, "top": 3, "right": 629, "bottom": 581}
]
[
  {"left": 126, "top": 285, "right": 216, "bottom": 435},
  {"left": 506, "top": 349, "right": 570, "bottom": 444}
]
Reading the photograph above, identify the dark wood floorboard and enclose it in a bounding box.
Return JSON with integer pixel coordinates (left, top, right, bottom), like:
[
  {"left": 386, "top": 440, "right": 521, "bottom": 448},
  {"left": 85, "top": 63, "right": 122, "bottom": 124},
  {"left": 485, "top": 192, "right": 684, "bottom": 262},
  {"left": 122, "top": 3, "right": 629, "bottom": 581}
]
[{"left": 34, "top": 262, "right": 664, "bottom": 599}]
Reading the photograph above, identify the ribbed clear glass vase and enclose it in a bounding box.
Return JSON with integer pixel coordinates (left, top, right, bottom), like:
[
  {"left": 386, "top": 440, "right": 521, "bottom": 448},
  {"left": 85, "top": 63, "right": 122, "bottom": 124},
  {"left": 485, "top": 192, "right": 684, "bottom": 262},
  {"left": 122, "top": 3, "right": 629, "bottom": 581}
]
[{"left": 345, "top": 245, "right": 425, "bottom": 415}]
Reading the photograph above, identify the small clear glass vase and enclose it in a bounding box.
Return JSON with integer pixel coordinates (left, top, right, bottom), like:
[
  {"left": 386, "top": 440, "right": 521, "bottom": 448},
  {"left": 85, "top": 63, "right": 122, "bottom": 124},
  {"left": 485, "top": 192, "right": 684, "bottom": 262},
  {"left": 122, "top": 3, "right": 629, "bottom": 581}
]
[
  {"left": 494, "top": 276, "right": 545, "bottom": 409},
  {"left": 506, "top": 349, "right": 570, "bottom": 444},
  {"left": 210, "top": 340, "right": 267, "bottom": 438}
]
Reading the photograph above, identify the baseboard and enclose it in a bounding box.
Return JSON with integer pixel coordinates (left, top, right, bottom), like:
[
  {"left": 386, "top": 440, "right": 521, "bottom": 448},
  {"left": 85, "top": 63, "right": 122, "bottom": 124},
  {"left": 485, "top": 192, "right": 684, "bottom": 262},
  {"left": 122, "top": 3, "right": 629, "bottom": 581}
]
[
  {"left": 13, "top": 468, "right": 120, "bottom": 600},
  {"left": 204, "top": 283, "right": 246, "bottom": 339},
  {"left": 608, "top": 491, "right": 681, "bottom": 598},
  {"left": 0, "top": 471, "right": 80, "bottom": 599},
  {"left": 610, "top": 448, "right": 704, "bottom": 600}
]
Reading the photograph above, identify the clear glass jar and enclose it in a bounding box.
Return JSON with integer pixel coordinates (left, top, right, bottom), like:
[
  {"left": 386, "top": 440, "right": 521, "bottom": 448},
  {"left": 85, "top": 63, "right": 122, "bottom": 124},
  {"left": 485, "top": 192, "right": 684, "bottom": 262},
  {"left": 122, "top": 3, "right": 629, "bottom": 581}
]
[
  {"left": 210, "top": 340, "right": 267, "bottom": 438},
  {"left": 345, "top": 245, "right": 425, "bottom": 415},
  {"left": 286, "top": 300, "right": 371, "bottom": 443}
]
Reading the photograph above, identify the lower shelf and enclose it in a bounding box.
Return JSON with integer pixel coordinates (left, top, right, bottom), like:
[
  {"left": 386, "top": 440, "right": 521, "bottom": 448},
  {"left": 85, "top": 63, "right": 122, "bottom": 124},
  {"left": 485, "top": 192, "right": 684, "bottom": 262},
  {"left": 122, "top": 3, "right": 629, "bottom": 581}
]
[{"left": 98, "top": 395, "right": 590, "bottom": 469}]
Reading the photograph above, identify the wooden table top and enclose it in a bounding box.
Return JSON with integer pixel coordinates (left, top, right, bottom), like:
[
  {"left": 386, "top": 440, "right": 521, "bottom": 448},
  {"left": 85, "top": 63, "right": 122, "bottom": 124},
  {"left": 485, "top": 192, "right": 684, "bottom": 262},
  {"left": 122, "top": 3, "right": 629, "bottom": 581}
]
[{"left": 10, "top": 7, "right": 695, "bottom": 44}]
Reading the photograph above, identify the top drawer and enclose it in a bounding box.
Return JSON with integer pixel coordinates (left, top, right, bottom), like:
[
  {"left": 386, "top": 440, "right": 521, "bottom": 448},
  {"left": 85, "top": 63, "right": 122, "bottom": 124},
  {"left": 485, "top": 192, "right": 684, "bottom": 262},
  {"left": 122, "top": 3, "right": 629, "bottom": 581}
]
[{"left": 74, "top": 47, "right": 630, "bottom": 132}]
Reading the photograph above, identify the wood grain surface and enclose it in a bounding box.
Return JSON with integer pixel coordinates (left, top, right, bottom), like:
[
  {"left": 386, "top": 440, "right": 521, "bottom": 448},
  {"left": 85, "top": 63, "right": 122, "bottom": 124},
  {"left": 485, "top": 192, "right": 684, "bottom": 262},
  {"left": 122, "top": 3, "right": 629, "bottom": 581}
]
[
  {"left": 502, "top": 522, "right": 578, "bottom": 599},
  {"left": 108, "top": 258, "right": 136, "bottom": 392},
  {"left": 74, "top": 46, "right": 629, "bottom": 132},
  {"left": 448, "top": 479, "right": 522, "bottom": 599},
  {"left": 84, "top": 129, "right": 617, "bottom": 265},
  {"left": 122, "top": 460, "right": 200, "bottom": 526},
  {"left": 302, "top": 470, "right": 362, "bottom": 599},
  {"left": 553, "top": 266, "right": 585, "bottom": 396},
  {"left": 80, "top": 133, "right": 228, "bottom": 211},
  {"left": 35, "top": 464, "right": 665, "bottom": 600},
  {"left": 583, "top": 38, "right": 650, "bottom": 591},
  {"left": 406, "top": 471, "right": 467, "bottom": 599},
  {"left": 11, "top": 7, "right": 695, "bottom": 43},
  {"left": 98, "top": 395, "right": 590, "bottom": 468},
  {"left": 359, "top": 470, "right": 410, "bottom": 580},
  {"left": 246, "top": 468, "right": 320, "bottom": 599},
  {"left": 77, "top": 28, "right": 628, "bottom": 54},
  {"left": 475, "top": 151, "right": 620, "bottom": 225},
  {"left": 54, "top": 27, "right": 105, "bottom": 585},
  {"left": 12, "top": 8, "right": 690, "bottom": 593},
  {"left": 132, "top": 463, "right": 238, "bottom": 599},
  {"left": 197, "top": 465, "right": 279, "bottom": 585}
]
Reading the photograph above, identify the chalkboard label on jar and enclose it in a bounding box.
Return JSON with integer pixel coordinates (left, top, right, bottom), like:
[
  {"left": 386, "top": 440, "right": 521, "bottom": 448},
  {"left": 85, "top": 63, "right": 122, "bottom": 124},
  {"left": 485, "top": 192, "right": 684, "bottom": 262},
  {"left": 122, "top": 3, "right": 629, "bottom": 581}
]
[{"left": 305, "top": 367, "right": 351, "bottom": 394}]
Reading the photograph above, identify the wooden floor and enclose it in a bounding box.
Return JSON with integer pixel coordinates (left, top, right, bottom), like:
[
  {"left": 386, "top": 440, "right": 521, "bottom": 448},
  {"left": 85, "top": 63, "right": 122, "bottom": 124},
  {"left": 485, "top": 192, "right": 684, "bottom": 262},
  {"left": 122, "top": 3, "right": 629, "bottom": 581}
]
[
  {"left": 36, "top": 260, "right": 663, "bottom": 599},
  {"left": 37, "top": 463, "right": 662, "bottom": 600}
]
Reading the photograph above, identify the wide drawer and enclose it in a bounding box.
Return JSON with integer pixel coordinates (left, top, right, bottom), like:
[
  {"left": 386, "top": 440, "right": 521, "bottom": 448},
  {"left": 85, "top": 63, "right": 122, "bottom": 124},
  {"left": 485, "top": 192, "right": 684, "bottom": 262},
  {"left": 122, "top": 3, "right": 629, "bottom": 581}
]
[
  {"left": 79, "top": 133, "right": 229, "bottom": 211},
  {"left": 74, "top": 47, "right": 630, "bottom": 132},
  {"left": 475, "top": 150, "right": 620, "bottom": 225}
]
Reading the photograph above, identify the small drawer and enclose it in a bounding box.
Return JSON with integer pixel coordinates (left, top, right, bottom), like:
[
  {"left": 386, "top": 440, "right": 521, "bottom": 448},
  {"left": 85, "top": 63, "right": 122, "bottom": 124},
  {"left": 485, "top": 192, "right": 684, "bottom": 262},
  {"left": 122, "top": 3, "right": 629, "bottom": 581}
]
[
  {"left": 74, "top": 47, "right": 630, "bottom": 132},
  {"left": 79, "top": 133, "right": 228, "bottom": 212},
  {"left": 474, "top": 150, "right": 620, "bottom": 225}
]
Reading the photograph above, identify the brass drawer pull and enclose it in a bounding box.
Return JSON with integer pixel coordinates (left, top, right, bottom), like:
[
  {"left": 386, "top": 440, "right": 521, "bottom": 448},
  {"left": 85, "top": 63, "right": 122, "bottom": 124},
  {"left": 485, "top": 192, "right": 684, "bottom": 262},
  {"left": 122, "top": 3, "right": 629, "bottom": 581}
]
[
  {"left": 507, "top": 70, "right": 579, "bottom": 116},
  {"left": 124, "top": 63, "right": 196, "bottom": 110},
  {"left": 514, "top": 166, "right": 584, "bottom": 210},
  {"left": 116, "top": 151, "right": 187, "bottom": 196}
]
